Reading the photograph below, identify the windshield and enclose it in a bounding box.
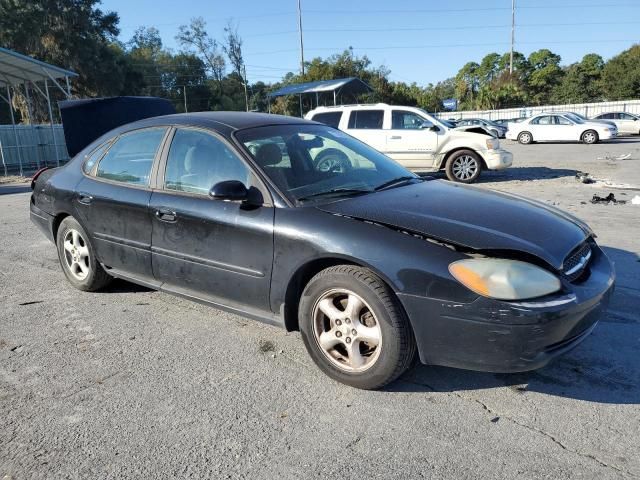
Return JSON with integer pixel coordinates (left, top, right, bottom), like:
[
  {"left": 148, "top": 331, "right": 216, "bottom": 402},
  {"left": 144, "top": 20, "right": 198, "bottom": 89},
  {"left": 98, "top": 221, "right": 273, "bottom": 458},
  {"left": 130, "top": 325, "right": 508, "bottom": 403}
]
[
  {"left": 235, "top": 124, "right": 419, "bottom": 204},
  {"left": 416, "top": 108, "right": 449, "bottom": 129},
  {"left": 565, "top": 113, "right": 585, "bottom": 124}
]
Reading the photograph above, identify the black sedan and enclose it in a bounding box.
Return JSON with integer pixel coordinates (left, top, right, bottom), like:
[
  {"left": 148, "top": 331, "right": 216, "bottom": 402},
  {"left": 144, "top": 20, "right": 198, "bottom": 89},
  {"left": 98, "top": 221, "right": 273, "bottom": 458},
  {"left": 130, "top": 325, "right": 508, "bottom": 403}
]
[{"left": 30, "top": 112, "right": 615, "bottom": 389}]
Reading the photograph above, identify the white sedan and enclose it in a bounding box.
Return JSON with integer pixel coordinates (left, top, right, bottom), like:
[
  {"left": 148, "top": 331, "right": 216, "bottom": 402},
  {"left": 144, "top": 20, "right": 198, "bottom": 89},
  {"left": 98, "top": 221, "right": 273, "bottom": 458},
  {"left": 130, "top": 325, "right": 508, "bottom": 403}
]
[
  {"left": 591, "top": 112, "right": 640, "bottom": 135},
  {"left": 506, "top": 113, "right": 617, "bottom": 144}
]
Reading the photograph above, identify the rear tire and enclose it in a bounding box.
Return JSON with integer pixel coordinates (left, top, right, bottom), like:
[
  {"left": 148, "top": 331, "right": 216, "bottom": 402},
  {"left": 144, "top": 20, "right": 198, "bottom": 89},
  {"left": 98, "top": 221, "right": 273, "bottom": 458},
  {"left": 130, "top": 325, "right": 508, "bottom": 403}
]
[
  {"left": 56, "top": 216, "right": 112, "bottom": 291},
  {"left": 518, "top": 131, "right": 533, "bottom": 144},
  {"left": 299, "top": 265, "right": 416, "bottom": 390},
  {"left": 581, "top": 130, "right": 599, "bottom": 144},
  {"left": 445, "top": 150, "right": 482, "bottom": 183}
]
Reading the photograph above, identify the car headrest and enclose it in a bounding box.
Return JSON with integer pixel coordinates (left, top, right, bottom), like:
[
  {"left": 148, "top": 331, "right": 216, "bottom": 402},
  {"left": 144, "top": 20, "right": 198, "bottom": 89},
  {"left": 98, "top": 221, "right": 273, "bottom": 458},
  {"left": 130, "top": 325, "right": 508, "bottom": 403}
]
[
  {"left": 255, "top": 143, "right": 282, "bottom": 167},
  {"left": 184, "top": 145, "right": 211, "bottom": 174}
]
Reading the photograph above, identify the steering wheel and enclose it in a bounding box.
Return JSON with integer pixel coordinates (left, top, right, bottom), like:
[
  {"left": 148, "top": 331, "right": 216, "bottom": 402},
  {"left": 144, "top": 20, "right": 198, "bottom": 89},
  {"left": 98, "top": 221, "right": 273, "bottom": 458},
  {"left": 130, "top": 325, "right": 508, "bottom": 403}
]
[{"left": 314, "top": 149, "right": 352, "bottom": 173}]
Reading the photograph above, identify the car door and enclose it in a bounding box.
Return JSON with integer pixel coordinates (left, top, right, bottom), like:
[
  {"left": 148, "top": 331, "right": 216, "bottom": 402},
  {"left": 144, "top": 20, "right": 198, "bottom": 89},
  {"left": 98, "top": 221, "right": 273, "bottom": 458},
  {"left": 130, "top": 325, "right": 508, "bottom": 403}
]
[
  {"left": 343, "top": 109, "right": 386, "bottom": 152},
  {"left": 529, "top": 115, "right": 554, "bottom": 140},
  {"left": 75, "top": 127, "right": 169, "bottom": 282},
  {"left": 618, "top": 113, "right": 639, "bottom": 134},
  {"left": 149, "top": 127, "right": 275, "bottom": 313},
  {"left": 384, "top": 109, "right": 437, "bottom": 169},
  {"left": 551, "top": 115, "right": 577, "bottom": 141}
]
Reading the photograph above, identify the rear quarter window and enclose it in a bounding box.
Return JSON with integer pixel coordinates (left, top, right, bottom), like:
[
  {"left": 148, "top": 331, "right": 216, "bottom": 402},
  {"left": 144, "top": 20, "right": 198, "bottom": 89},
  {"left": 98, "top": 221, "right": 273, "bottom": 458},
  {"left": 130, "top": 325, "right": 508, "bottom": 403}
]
[{"left": 311, "top": 111, "right": 343, "bottom": 128}]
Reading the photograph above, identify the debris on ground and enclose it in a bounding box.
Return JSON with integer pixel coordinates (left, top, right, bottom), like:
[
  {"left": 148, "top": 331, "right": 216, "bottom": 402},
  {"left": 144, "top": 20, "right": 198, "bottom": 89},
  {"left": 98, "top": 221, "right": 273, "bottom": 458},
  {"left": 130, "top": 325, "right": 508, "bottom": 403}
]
[
  {"left": 491, "top": 417, "right": 500, "bottom": 423},
  {"left": 597, "top": 153, "right": 632, "bottom": 162},
  {"left": 590, "top": 193, "right": 627, "bottom": 205},
  {"left": 575, "top": 171, "right": 596, "bottom": 184},
  {"left": 632, "top": 195, "right": 640, "bottom": 205}
]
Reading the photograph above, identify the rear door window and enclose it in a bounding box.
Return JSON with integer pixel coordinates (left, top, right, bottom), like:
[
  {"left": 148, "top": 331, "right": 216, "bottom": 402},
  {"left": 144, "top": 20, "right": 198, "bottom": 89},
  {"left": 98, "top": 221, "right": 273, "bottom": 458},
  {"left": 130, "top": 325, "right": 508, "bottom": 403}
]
[
  {"left": 96, "top": 128, "right": 166, "bottom": 186},
  {"left": 311, "top": 111, "right": 343, "bottom": 128},
  {"left": 347, "top": 110, "right": 384, "bottom": 129}
]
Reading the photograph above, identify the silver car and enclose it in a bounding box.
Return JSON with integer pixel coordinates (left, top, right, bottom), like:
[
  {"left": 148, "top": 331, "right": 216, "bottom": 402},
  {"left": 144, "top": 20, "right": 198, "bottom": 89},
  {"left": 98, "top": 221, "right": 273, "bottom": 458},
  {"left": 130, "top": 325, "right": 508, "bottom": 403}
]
[{"left": 592, "top": 112, "right": 640, "bottom": 135}]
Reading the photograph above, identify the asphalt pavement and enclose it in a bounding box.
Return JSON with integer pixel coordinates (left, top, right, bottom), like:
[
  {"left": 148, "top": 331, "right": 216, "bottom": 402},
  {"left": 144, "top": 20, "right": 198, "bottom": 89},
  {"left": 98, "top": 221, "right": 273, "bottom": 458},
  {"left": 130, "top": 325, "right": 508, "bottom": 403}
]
[{"left": 1, "top": 139, "right": 639, "bottom": 479}]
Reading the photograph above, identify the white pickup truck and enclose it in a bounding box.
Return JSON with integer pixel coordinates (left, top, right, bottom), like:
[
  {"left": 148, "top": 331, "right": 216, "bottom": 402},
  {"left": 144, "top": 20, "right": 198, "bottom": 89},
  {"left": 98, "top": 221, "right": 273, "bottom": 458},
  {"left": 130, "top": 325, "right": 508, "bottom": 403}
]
[{"left": 305, "top": 103, "right": 513, "bottom": 183}]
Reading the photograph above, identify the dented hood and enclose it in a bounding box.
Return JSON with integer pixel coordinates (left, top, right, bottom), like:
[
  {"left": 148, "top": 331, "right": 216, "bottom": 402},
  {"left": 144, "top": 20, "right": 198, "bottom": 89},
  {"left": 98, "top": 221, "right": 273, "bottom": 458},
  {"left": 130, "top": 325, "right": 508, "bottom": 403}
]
[{"left": 318, "top": 180, "right": 590, "bottom": 269}]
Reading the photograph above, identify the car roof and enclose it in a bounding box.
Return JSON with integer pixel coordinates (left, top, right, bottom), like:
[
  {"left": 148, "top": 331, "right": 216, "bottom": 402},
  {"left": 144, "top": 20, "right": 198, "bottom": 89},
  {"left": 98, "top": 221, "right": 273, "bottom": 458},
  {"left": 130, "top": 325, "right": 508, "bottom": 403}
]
[
  {"left": 118, "top": 111, "right": 313, "bottom": 134},
  {"left": 74, "top": 112, "right": 320, "bottom": 160}
]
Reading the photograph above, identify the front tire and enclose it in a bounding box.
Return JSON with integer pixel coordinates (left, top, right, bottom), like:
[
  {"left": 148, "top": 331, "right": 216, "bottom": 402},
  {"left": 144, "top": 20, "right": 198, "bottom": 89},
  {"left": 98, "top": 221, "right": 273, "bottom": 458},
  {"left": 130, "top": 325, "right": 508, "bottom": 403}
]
[
  {"left": 56, "top": 216, "right": 112, "bottom": 291},
  {"left": 518, "top": 131, "right": 533, "bottom": 144},
  {"left": 581, "top": 130, "right": 599, "bottom": 144},
  {"left": 445, "top": 150, "right": 482, "bottom": 183},
  {"left": 299, "top": 265, "right": 416, "bottom": 390}
]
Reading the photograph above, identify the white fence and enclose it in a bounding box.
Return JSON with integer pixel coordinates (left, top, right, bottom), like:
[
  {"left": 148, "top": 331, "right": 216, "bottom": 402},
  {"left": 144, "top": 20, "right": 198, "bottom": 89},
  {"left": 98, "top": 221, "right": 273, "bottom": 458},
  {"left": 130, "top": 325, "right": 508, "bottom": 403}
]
[
  {"left": 0, "top": 124, "right": 68, "bottom": 176},
  {"left": 435, "top": 99, "right": 640, "bottom": 121}
]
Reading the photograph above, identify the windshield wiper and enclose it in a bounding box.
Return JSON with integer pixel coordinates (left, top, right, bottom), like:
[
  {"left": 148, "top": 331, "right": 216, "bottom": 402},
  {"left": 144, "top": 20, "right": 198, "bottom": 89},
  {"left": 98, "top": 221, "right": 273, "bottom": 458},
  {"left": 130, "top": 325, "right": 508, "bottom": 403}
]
[
  {"left": 297, "top": 188, "right": 373, "bottom": 202},
  {"left": 374, "top": 176, "right": 420, "bottom": 191}
]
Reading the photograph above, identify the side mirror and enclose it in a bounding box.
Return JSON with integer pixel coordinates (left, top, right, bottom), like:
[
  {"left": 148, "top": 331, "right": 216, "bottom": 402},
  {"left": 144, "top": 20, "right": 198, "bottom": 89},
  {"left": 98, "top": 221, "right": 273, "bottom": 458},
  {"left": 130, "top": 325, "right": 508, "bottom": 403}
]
[
  {"left": 420, "top": 120, "right": 434, "bottom": 129},
  {"left": 209, "top": 180, "right": 248, "bottom": 202}
]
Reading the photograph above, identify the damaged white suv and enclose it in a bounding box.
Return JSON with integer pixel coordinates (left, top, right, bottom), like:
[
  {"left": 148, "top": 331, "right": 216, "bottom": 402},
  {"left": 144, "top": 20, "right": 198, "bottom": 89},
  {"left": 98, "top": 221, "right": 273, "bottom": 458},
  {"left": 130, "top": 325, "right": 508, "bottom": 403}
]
[{"left": 306, "top": 103, "right": 513, "bottom": 183}]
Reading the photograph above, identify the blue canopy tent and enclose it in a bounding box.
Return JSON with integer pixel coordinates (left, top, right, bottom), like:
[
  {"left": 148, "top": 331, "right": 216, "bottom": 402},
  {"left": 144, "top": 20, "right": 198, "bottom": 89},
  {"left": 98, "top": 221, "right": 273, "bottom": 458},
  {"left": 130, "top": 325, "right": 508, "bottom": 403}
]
[{"left": 267, "top": 77, "right": 373, "bottom": 116}]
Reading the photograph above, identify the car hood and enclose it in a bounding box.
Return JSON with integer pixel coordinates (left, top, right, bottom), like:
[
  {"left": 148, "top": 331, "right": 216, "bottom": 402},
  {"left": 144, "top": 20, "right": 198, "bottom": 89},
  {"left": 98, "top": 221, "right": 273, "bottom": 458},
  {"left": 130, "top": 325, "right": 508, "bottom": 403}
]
[{"left": 318, "top": 181, "right": 590, "bottom": 269}]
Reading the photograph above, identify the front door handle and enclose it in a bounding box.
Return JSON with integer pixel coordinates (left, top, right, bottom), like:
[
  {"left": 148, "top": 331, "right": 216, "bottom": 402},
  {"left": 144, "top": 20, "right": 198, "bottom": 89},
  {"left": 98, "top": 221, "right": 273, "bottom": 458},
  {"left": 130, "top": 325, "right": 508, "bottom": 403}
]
[
  {"left": 389, "top": 135, "right": 402, "bottom": 139},
  {"left": 155, "top": 207, "right": 177, "bottom": 223},
  {"left": 77, "top": 192, "right": 93, "bottom": 205}
]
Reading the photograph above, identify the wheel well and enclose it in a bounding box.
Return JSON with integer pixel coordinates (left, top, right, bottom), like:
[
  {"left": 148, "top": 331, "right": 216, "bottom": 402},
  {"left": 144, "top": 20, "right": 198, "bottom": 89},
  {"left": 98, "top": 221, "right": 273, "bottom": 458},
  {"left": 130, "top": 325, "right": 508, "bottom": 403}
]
[
  {"left": 52, "top": 213, "right": 70, "bottom": 242},
  {"left": 283, "top": 258, "right": 359, "bottom": 332},
  {"left": 441, "top": 148, "right": 487, "bottom": 171}
]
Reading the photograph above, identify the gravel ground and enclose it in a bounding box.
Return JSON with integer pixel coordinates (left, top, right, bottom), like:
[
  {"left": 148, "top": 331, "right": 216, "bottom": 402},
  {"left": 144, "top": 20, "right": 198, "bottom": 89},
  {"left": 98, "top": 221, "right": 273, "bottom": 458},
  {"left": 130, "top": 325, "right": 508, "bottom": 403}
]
[{"left": 1, "top": 138, "right": 639, "bottom": 479}]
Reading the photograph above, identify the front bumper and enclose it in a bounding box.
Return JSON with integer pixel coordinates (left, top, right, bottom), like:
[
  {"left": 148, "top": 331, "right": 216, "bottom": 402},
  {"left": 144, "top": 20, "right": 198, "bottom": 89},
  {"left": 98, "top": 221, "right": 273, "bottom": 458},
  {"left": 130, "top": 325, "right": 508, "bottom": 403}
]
[
  {"left": 398, "top": 244, "right": 615, "bottom": 373},
  {"left": 482, "top": 148, "right": 513, "bottom": 171},
  {"left": 599, "top": 130, "right": 617, "bottom": 140}
]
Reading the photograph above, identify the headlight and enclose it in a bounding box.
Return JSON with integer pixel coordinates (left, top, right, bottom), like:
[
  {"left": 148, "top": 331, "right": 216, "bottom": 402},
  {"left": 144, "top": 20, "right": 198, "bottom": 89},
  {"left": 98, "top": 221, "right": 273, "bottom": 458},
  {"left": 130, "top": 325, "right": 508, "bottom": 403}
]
[
  {"left": 486, "top": 138, "right": 500, "bottom": 149},
  {"left": 449, "top": 258, "right": 561, "bottom": 300}
]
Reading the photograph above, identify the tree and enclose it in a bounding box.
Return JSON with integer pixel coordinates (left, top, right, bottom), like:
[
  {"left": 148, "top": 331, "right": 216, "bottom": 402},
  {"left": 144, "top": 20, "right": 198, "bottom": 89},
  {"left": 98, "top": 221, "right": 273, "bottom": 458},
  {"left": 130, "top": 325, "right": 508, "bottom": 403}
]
[
  {"left": 176, "top": 17, "right": 226, "bottom": 92},
  {"left": 455, "top": 62, "right": 480, "bottom": 109},
  {"left": 223, "top": 22, "right": 248, "bottom": 111},
  {"left": 601, "top": 44, "right": 640, "bottom": 100},
  {"left": 0, "top": 0, "right": 123, "bottom": 121},
  {"left": 527, "top": 49, "right": 564, "bottom": 105},
  {"left": 552, "top": 54, "right": 605, "bottom": 104}
]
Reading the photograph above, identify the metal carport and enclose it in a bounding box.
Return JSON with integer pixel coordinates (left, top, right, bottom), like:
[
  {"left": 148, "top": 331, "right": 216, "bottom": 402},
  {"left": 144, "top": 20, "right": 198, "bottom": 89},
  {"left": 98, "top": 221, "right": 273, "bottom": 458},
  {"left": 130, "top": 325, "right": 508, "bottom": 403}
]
[
  {"left": 267, "top": 77, "right": 373, "bottom": 115},
  {"left": 0, "top": 47, "right": 78, "bottom": 175}
]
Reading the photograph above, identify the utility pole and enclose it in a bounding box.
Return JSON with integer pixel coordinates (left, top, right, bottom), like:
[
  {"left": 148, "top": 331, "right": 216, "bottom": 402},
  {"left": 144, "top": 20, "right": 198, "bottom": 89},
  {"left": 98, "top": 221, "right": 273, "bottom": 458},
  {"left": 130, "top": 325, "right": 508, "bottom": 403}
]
[
  {"left": 183, "top": 85, "right": 188, "bottom": 113},
  {"left": 297, "top": 0, "right": 305, "bottom": 76},
  {"left": 510, "top": 0, "right": 516, "bottom": 75},
  {"left": 243, "top": 64, "right": 249, "bottom": 112}
]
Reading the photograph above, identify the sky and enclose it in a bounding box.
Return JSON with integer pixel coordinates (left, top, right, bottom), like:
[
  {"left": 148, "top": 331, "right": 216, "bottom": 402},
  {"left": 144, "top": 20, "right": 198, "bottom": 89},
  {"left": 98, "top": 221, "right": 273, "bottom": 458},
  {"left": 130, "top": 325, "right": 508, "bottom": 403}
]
[{"left": 101, "top": 0, "right": 640, "bottom": 86}]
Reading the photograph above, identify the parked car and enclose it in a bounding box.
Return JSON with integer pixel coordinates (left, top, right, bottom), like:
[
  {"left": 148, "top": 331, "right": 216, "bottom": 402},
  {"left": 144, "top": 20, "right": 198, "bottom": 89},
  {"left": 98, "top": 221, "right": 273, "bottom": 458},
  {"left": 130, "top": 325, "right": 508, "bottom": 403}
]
[
  {"left": 454, "top": 118, "right": 507, "bottom": 138},
  {"left": 566, "top": 112, "right": 616, "bottom": 129},
  {"left": 30, "top": 112, "right": 614, "bottom": 390},
  {"left": 592, "top": 112, "right": 640, "bottom": 135},
  {"left": 306, "top": 104, "right": 513, "bottom": 183},
  {"left": 494, "top": 117, "right": 527, "bottom": 126},
  {"left": 506, "top": 112, "right": 617, "bottom": 144}
]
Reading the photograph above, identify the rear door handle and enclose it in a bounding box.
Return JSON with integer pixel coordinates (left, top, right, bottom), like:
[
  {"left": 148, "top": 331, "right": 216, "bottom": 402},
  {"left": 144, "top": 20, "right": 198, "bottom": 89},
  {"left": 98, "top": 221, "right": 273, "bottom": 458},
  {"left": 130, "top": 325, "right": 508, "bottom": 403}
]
[
  {"left": 155, "top": 207, "right": 177, "bottom": 223},
  {"left": 77, "top": 192, "right": 93, "bottom": 205},
  {"left": 390, "top": 135, "right": 402, "bottom": 139}
]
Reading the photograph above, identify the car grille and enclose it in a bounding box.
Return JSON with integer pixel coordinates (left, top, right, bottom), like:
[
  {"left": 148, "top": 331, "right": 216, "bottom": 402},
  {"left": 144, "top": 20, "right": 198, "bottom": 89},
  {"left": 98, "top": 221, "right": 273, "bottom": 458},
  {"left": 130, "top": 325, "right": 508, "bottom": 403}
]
[{"left": 562, "top": 242, "right": 592, "bottom": 282}]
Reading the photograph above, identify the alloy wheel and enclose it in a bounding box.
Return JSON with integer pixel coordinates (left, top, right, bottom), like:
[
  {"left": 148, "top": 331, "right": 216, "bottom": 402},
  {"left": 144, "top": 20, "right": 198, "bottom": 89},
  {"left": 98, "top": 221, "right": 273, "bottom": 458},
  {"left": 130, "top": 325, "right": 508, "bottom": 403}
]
[
  {"left": 452, "top": 155, "right": 479, "bottom": 181},
  {"left": 63, "top": 229, "right": 90, "bottom": 280},
  {"left": 583, "top": 131, "right": 597, "bottom": 144},
  {"left": 312, "top": 288, "right": 382, "bottom": 372}
]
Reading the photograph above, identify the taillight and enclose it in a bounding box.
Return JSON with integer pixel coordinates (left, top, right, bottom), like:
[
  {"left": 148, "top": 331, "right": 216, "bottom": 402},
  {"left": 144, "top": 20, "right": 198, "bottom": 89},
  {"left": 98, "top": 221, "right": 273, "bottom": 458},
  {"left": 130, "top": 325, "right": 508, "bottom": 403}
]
[{"left": 31, "top": 167, "right": 50, "bottom": 190}]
